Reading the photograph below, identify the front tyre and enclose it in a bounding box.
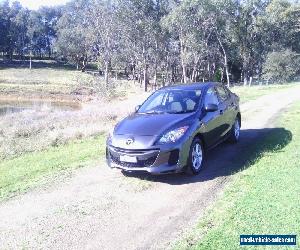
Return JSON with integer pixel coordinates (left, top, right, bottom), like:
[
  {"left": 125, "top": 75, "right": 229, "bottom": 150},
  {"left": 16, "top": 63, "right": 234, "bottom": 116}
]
[
  {"left": 186, "top": 137, "right": 204, "bottom": 175},
  {"left": 228, "top": 117, "right": 240, "bottom": 143}
]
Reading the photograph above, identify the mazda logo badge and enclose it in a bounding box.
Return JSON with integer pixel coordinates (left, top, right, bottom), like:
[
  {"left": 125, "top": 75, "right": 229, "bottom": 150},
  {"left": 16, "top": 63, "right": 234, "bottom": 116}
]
[{"left": 126, "top": 138, "right": 134, "bottom": 145}]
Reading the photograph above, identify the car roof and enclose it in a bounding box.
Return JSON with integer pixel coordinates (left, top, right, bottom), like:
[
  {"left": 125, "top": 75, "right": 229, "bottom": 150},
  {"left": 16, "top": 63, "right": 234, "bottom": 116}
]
[{"left": 160, "top": 82, "right": 220, "bottom": 91}]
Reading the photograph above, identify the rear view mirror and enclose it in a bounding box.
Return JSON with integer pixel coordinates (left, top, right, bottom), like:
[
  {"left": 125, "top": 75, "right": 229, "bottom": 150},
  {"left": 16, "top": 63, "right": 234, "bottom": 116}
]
[
  {"left": 204, "top": 103, "right": 218, "bottom": 112},
  {"left": 135, "top": 105, "right": 141, "bottom": 112}
]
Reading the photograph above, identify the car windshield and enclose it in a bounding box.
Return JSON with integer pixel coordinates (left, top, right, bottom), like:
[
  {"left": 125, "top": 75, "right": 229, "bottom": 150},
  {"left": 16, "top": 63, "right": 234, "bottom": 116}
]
[{"left": 138, "top": 89, "right": 202, "bottom": 114}]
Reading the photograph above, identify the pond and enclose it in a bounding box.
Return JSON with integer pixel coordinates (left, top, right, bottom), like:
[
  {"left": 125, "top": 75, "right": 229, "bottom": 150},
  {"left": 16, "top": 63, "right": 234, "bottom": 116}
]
[{"left": 0, "top": 99, "right": 81, "bottom": 116}]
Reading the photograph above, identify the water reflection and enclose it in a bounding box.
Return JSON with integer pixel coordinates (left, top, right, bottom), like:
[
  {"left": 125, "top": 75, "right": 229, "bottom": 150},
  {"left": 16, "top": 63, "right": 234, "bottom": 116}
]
[{"left": 0, "top": 100, "right": 81, "bottom": 116}]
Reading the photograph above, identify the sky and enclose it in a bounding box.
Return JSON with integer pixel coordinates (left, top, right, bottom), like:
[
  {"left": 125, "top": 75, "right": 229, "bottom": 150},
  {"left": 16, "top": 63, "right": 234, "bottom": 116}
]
[{"left": 6, "top": 0, "right": 69, "bottom": 10}]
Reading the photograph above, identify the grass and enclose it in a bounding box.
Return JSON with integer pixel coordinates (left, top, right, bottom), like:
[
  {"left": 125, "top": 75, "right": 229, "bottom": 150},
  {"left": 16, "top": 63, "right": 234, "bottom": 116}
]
[
  {"left": 0, "top": 59, "right": 118, "bottom": 99},
  {"left": 174, "top": 102, "right": 300, "bottom": 250},
  {"left": 0, "top": 67, "right": 94, "bottom": 98},
  {"left": 0, "top": 61, "right": 299, "bottom": 203},
  {"left": 0, "top": 61, "right": 147, "bottom": 160},
  {"left": 231, "top": 83, "right": 299, "bottom": 104},
  {"left": 0, "top": 134, "right": 106, "bottom": 201}
]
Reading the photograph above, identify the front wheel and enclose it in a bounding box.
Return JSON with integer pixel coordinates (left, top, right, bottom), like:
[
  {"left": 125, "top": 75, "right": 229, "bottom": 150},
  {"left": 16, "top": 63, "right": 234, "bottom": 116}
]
[
  {"left": 228, "top": 117, "right": 240, "bottom": 143},
  {"left": 186, "top": 137, "right": 204, "bottom": 175}
]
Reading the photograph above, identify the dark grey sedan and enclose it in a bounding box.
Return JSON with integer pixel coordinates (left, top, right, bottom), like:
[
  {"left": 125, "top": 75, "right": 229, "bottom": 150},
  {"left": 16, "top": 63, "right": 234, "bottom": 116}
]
[{"left": 106, "top": 82, "right": 241, "bottom": 175}]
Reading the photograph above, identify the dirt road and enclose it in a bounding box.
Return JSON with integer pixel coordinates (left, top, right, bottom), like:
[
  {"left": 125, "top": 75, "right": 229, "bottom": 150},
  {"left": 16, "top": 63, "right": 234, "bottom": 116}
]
[{"left": 1, "top": 86, "right": 300, "bottom": 250}]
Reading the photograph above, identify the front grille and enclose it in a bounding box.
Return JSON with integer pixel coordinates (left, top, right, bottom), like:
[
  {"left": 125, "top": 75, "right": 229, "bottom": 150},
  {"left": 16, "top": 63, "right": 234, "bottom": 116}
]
[
  {"left": 110, "top": 153, "right": 157, "bottom": 168},
  {"left": 109, "top": 146, "right": 159, "bottom": 155},
  {"left": 108, "top": 146, "right": 159, "bottom": 168}
]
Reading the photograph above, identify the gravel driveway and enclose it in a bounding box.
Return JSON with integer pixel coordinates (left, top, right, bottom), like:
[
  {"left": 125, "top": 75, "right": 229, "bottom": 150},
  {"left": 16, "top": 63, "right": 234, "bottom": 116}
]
[{"left": 1, "top": 86, "right": 300, "bottom": 250}]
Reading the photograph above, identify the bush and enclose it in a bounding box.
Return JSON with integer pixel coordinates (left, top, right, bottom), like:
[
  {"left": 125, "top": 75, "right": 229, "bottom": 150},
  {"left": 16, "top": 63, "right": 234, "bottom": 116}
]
[{"left": 262, "top": 49, "right": 300, "bottom": 83}]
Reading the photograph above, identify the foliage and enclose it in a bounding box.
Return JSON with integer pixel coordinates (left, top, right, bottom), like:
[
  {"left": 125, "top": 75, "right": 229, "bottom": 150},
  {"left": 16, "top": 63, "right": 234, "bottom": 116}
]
[
  {"left": 0, "top": 0, "right": 299, "bottom": 89},
  {"left": 262, "top": 49, "right": 300, "bottom": 83}
]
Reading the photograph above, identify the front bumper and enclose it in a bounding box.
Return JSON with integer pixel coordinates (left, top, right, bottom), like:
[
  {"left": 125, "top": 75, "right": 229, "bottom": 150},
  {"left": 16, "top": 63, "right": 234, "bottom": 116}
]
[{"left": 106, "top": 144, "right": 187, "bottom": 174}]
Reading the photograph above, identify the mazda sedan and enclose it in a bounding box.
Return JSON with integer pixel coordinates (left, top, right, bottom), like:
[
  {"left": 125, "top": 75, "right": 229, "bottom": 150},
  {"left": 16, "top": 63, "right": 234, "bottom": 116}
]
[{"left": 106, "top": 82, "right": 241, "bottom": 175}]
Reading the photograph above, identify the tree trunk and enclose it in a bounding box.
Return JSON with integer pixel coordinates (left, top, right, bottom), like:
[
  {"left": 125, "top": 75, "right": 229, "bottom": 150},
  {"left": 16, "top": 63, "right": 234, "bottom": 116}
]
[
  {"left": 179, "top": 36, "right": 188, "bottom": 83},
  {"left": 104, "top": 61, "right": 109, "bottom": 88},
  {"left": 171, "top": 64, "right": 175, "bottom": 84},
  {"left": 182, "top": 62, "right": 188, "bottom": 83},
  {"left": 215, "top": 31, "right": 230, "bottom": 87},
  {"left": 191, "top": 56, "right": 200, "bottom": 82},
  {"left": 143, "top": 65, "right": 148, "bottom": 92},
  {"left": 225, "top": 61, "right": 230, "bottom": 87},
  {"left": 243, "top": 75, "right": 248, "bottom": 86},
  {"left": 249, "top": 76, "right": 253, "bottom": 87},
  {"left": 132, "top": 66, "right": 136, "bottom": 84},
  {"left": 81, "top": 57, "right": 87, "bottom": 72},
  {"left": 154, "top": 66, "right": 157, "bottom": 90},
  {"left": 29, "top": 54, "right": 32, "bottom": 70},
  {"left": 207, "top": 61, "right": 211, "bottom": 81},
  {"left": 76, "top": 55, "right": 79, "bottom": 70}
]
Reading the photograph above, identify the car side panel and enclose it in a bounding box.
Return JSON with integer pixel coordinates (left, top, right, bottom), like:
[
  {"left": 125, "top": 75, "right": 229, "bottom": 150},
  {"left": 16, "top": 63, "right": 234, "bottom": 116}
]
[{"left": 201, "top": 110, "right": 225, "bottom": 147}]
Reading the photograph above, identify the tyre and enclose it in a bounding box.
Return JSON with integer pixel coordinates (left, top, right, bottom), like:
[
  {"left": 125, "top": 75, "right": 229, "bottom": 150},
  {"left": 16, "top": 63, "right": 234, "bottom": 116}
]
[
  {"left": 185, "top": 137, "right": 204, "bottom": 175},
  {"left": 228, "top": 117, "right": 240, "bottom": 143}
]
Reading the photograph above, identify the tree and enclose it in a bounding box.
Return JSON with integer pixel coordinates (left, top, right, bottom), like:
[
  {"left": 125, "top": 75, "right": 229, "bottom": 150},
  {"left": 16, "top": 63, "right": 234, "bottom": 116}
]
[
  {"left": 55, "top": 0, "right": 91, "bottom": 70},
  {"left": 117, "top": 0, "right": 161, "bottom": 91},
  {"left": 0, "top": 0, "right": 10, "bottom": 56},
  {"left": 262, "top": 49, "right": 300, "bottom": 83},
  {"left": 232, "top": 0, "right": 269, "bottom": 85},
  {"left": 86, "top": 0, "right": 120, "bottom": 86}
]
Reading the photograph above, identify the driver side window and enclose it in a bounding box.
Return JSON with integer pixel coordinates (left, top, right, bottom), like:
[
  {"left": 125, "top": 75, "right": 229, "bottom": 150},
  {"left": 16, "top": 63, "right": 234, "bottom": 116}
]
[{"left": 204, "top": 87, "right": 219, "bottom": 106}]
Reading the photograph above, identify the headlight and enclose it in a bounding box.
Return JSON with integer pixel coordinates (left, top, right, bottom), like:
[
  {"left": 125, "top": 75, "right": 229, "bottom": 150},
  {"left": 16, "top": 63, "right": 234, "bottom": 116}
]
[{"left": 158, "top": 126, "right": 189, "bottom": 144}]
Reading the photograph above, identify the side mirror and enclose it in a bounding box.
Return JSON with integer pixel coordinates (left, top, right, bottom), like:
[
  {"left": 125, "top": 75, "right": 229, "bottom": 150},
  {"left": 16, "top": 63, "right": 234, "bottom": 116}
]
[
  {"left": 135, "top": 105, "right": 141, "bottom": 112},
  {"left": 204, "top": 103, "right": 218, "bottom": 112}
]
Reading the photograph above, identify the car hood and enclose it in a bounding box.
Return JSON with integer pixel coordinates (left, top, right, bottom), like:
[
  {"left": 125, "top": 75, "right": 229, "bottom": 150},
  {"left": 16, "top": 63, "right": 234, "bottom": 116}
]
[{"left": 114, "top": 112, "right": 195, "bottom": 136}]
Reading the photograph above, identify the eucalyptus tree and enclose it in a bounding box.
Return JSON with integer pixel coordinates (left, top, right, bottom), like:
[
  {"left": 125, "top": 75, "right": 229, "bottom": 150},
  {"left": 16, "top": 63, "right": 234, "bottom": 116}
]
[
  {"left": 55, "top": 0, "right": 92, "bottom": 70},
  {"left": 3, "top": 1, "right": 30, "bottom": 59},
  {"left": 163, "top": 0, "right": 196, "bottom": 83},
  {"left": 232, "top": 0, "right": 269, "bottom": 85},
  {"left": 261, "top": 0, "right": 300, "bottom": 52},
  {"left": 0, "top": 0, "right": 10, "bottom": 55},
  {"left": 263, "top": 49, "right": 300, "bottom": 83},
  {"left": 210, "top": 0, "right": 237, "bottom": 86},
  {"left": 85, "top": 0, "right": 120, "bottom": 86},
  {"left": 116, "top": 0, "right": 161, "bottom": 91},
  {"left": 164, "top": 0, "right": 224, "bottom": 83}
]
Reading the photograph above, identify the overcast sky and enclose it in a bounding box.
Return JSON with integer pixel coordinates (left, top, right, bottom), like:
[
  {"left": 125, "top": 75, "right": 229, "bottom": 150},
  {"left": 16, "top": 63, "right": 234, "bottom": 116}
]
[{"left": 7, "top": 0, "right": 69, "bottom": 10}]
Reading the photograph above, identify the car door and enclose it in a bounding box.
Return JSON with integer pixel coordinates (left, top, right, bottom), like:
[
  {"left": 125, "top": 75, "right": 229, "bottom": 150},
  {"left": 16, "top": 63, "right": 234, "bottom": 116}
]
[
  {"left": 201, "top": 87, "right": 224, "bottom": 147},
  {"left": 215, "top": 85, "right": 232, "bottom": 137}
]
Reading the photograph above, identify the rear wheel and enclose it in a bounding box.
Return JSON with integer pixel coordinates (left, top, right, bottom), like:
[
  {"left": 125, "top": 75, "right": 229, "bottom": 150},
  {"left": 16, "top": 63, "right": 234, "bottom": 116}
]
[
  {"left": 228, "top": 117, "right": 240, "bottom": 143},
  {"left": 186, "top": 137, "right": 204, "bottom": 175}
]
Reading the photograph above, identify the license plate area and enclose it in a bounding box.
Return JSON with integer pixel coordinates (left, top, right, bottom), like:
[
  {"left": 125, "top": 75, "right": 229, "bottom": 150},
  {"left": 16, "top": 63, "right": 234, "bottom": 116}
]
[{"left": 119, "top": 155, "right": 137, "bottom": 163}]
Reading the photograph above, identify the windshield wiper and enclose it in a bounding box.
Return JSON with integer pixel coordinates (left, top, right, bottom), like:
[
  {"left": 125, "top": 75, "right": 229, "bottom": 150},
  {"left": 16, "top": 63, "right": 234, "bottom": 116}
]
[
  {"left": 145, "top": 110, "right": 165, "bottom": 114},
  {"left": 167, "top": 110, "right": 193, "bottom": 114}
]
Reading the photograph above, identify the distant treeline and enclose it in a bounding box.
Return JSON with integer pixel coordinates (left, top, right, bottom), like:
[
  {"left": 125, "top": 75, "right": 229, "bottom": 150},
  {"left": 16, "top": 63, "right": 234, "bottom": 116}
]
[{"left": 0, "top": 0, "right": 299, "bottom": 89}]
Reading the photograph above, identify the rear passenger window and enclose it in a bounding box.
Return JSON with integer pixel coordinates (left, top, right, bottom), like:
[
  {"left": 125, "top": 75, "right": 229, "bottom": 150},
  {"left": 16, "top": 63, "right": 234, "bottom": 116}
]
[{"left": 216, "top": 86, "right": 229, "bottom": 102}]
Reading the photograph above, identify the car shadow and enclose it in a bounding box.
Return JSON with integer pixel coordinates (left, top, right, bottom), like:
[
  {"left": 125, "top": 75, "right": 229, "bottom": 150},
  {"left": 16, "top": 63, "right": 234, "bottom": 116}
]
[{"left": 122, "top": 127, "right": 292, "bottom": 185}]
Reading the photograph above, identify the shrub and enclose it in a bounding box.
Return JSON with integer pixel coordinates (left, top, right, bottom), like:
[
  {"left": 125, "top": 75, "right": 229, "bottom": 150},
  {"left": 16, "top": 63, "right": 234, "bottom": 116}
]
[{"left": 262, "top": 49, "right": 300, "bottom": 83}]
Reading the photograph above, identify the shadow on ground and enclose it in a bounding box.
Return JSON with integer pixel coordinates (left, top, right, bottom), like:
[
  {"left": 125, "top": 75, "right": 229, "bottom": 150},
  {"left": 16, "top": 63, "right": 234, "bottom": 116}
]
[{"left": 122, "top": 127, "right": 292, "bottom": 185}]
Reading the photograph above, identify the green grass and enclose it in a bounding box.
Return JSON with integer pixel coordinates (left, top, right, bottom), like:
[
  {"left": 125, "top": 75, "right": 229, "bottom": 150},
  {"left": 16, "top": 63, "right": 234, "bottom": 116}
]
[
  {"left": 231, "top": 83, "right": 299, "bottom": 104},
  {"left": 174, "top": 102, "right": 300, "bottom": 250},
  {"left": 0, "top": 67, "right": 91, "bottom": 96},
  {"left": 0, "top": 134, "right": 106, "bottom": 201}
]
